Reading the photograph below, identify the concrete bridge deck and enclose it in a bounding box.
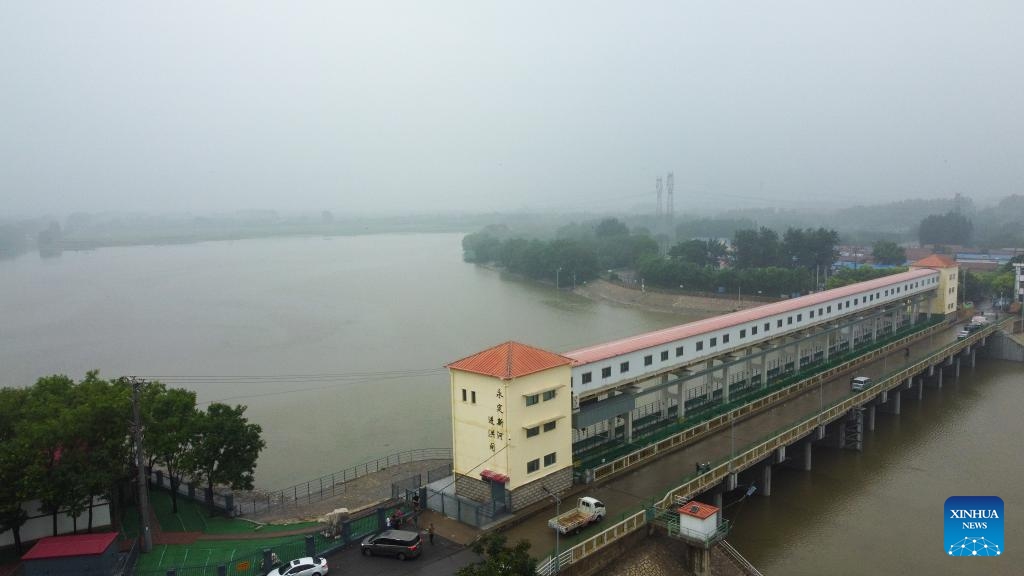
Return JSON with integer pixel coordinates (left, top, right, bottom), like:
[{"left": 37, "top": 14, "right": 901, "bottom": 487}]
[{"left": 505, "top": 320, "right": 985, "bottom": 561}]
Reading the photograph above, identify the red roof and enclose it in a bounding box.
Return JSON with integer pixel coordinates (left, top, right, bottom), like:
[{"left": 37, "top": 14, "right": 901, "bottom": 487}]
[
  {"left": 480, "top": 469, "right": 510, "bottom": 483},
  {"left": 447, "top": 341, "right": 572, "bottom": 380},
  {"left": 565, "top": 268, "right": 936, "bottom": 364},
  {"left": 22, "top": 532, "right": 118, "bottom": 560},
  {"left": 912, "top": 254, "right": 957, "bottom": 268},
  {"left": 678, "top": 501, "right": 719, "bottom": 520}
]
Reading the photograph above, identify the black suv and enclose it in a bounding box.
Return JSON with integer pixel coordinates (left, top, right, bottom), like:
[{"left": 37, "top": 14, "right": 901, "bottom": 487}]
[{"left": 360, "top": 530, "right": 422, "bottom": 560}]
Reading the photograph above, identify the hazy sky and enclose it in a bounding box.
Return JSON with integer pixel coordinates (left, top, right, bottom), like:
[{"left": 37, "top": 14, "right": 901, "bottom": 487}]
[{"left": 2, "top": 1, "right": 1022, "bottom": 216}]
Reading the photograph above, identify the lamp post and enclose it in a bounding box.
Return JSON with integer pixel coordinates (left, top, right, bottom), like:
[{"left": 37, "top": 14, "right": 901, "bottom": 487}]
[
  {"left": 542, "top": 486, "right": 561, "bottom": 573},
  {"left": 556, "top": 267, "right": 562, "bottom": 290}
]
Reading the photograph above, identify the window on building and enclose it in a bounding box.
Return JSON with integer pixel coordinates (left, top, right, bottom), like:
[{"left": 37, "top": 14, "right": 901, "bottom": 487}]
[
  {"left": 582, "top": 372, "right": 592, "bottom": 384},
  {"left": 620, "top": 361, "right": 629, "bottom": 373},
  {"left": 710, "top": 337, "right": 717, "bottom": 347},
  {"left": 526, "top": 426, "right": 539, "bottom": 437},
  {"left": 602, "top": 367, "right": 611, "bottom": 378},
  {"left": 810, "top": 310, "right": 815, "bottom": 318},
  {"left": 676, "top": 345, "right": 685, "bottom": 357},
  {"left": 827, "top": 305, "right": 832, "bottom": 313},
  {"left": 544, "top": 452, "right": 557, "bottom": 467},
  {"left": 543, "top": 390, "right": 556, "bottom": 401},
  {"left": 543, "top": 420, "right": 556, "bottom": 432},
  {"left": 819, "top": 308, "right": 823, "bottom": 316},
  {"left": 764, "top": 322, "right": 770, "bottom": 331},
  {"left": 661, "top": 350, "right": 669, "bottom": 361},
  {"left": 461, "top": 389, "right": 467, "bottom": 402},
  {"left": 752, "top": 325, "right": 758, "bottom": 335},
  {"left": 740, "top": 329, "right": 746, "bottom": 338},
  {"left": 723, "top": 334, "right": 730, "bottom": 344},
  {"left": 471, "top": 391, "right": 476, "bottom": 404},
  {"left": 797, "top": 314, "right": 802, "bottom": 322},
  {"left": 644, "top": 355, "right": 653, "bottom": 366},
  {"left": 696, "top": 341, "right": 703, "bottom": 351},
  {"left": 787, "top": 317, "right": 793, "bottom": 325},
  {"left": 525, "top": 394, "right": 539, "bottom": 406},
  {"left": 777, "top": 319, "right": 783, "bottom": 328},
  {"left": 854, "top": 298, "right": 858, "bottom": 305},
  {"left": 527, "top": 459, "right": 539, "bottom": 473}
]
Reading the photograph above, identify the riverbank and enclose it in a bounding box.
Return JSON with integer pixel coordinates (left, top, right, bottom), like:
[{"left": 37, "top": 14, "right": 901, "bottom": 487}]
[{"left": 573, "top": 279, "right": 762, "bottom": 317}]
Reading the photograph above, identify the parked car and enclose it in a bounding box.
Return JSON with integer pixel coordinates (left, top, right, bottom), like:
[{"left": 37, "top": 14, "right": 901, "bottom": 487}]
[
  {"left": 361, "top": 529, "right": 422, "bottom": 560},
  {"left": 267, "top": 556, "right": 328, "bottom": 576}
]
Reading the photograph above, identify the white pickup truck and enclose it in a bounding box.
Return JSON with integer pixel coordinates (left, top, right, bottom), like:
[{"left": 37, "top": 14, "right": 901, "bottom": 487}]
[{"left": 548, "top": 496, "right": 606, "bottom": 535}]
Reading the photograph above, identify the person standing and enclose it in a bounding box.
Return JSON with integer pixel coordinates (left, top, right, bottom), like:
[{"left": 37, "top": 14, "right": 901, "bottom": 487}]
[{"left": 428, "top": 523, "right": 435, "bottom": 545}]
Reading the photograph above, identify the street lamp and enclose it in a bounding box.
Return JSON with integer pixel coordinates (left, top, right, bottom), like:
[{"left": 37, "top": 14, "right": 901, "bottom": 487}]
[
  {"left": 542, "top": 486, "right": 562, "bottom": 573},
  {"left": 556, "top": 267, "right": 562, "bottom": 290}
]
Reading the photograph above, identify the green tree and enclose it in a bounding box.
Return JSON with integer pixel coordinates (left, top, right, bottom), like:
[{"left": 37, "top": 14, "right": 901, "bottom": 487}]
[
  {"left": 0, "top": 387, "right": 36, "bottom": 553},
  {"left": 456, "top": 533, "right": 537, "bottom": 576},
  {"left": 594, "top": 218, "right": 629, "bottom": 238},
  {"left": 669, "top": 239, "right": 727, "bottom": 267},
  {"left": 184, "top": 403, "right": 265, "bottom": 510},
  {"left": 871, "top": 241, "right": 906, "bottom": 265},
  {"left": 919, "top": 211, "right": 973, "bottom": 245},
  {"left": 144, "top": 384, "right": 198, "bottom": 514}
]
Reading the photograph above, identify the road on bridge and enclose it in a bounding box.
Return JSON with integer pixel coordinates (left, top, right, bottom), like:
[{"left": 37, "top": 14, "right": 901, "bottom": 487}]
[{"left": 503, "top": 322, "right": 968, "bottom": 559}]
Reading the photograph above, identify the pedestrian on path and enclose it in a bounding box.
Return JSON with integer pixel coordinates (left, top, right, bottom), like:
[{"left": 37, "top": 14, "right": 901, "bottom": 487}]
[
  {"left": 385, "top": 515, "right": 392, "bottom": 530},
  {"left": 428, "top": 523, "right": 435, "bottom": 545}
]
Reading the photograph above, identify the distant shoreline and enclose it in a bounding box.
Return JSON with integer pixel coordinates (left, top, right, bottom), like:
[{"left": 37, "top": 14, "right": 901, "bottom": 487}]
[{"left": 573, "top": 278, "right": 764, "bottom": 317}]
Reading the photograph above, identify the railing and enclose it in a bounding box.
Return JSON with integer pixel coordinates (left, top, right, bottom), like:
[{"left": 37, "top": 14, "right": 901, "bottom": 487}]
[
  {"left": 720, "top": 540, "right": 765, "bottom": 576},
  {"left": 536, "top": 509, "right": 647, "bottom": 575},
  {"left": 589, "top": 319, "right": 947, "bottom": 482},
  {"left": 234, "top": 447, "right": 451, "bottom": 516}
]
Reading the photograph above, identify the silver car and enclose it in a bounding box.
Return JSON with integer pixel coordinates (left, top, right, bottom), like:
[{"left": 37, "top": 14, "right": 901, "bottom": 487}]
[{"left": 267, "top": 556, "right": 329, "bottom": 576}]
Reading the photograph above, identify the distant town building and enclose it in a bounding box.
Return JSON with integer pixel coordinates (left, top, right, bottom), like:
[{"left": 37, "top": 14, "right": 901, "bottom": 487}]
[{"left": 910, "top": 255, "right": 959, "bottom": 316}]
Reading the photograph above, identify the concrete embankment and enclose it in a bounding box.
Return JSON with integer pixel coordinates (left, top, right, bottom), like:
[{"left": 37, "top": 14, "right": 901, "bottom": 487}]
[{"left": 573, "top": 279, "right": 763, "bottom": 317}]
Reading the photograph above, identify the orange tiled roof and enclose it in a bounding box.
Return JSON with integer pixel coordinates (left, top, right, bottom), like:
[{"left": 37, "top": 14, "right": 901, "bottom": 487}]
[
  {"left": 913, "top": 254, "right": 957, "bottom": 268},
  {"left": 678, "top": 501, "right": 719, "bottom": 520},
  {"left": 447, "top": 341, "right": 571, "bottom": 380}
]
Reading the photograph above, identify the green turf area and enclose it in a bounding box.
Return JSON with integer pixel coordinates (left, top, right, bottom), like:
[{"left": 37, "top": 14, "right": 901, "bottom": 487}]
[
  {"left": 149, "top": 490, "right": 318, "bottom": 534},
  {"left": 136, "top": 533, "right": 338, "bottom": 576}
]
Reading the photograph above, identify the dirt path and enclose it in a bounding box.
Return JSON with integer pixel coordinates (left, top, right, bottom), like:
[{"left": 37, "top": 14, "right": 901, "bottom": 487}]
[{"left": 574, "top": 279, "right": 763, "bottom": 318}]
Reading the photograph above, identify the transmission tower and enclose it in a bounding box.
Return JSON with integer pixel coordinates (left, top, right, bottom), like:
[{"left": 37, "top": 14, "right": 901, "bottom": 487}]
[
  {"left": 666, "top": 172, "right": 675, "bottom": 218},
  {"left": 656, "top": 177, "right": 663, "bottom": 216}
]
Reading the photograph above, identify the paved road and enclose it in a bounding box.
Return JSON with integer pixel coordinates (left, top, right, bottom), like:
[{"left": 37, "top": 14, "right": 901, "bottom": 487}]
[
  {"left": 326, "top": 534, "right": 478, "bottom": 575},
  {"left": 505, "top": 322, "right": 967, "bottom": 557}
]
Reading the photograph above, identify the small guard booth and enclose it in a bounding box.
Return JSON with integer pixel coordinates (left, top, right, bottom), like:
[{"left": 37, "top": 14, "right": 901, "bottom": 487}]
[
  {"left": 21, "top": 532, "right": 119, "bottom": 576},
  {"left": 677, "top": 500, "right": 720, "bottom": 540}
]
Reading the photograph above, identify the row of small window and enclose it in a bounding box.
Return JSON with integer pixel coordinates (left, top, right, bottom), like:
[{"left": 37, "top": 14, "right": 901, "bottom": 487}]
[
  {"left": 525, "top": 420, "right": 557, "bottom": 437},
  {"left": 579, "top": 282, "right": 927, "bottom": 384},
  {"left": 525, "top": 390, "right": 557, "bottom": 406},
  {"left": 527, "top": 452, "right": 557, "bottom": 473}
]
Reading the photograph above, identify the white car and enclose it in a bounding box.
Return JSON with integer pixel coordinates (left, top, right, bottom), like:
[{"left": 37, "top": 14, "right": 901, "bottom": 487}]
[{"left": 267, "top": 557, "right": 329, "bottom": 576}]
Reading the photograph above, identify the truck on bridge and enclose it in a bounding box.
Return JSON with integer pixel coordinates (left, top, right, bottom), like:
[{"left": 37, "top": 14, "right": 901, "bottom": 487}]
[{"left": 548, "top": 496, "right": 606, "bottom": 535}]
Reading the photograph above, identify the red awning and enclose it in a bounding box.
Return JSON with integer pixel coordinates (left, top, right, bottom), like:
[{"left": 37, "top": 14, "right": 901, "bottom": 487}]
[{"left": 480, "top": 469, "right": 509, "bottom": 483}]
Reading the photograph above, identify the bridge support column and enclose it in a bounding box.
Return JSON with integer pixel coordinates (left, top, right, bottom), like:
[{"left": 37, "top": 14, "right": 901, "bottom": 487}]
[
  {"left": 890, "top": 390, "right": 901, "bottom": 415},
  {"left": 713, "top": 491, "right": 723, "bottom": 508},
  {"left": 685, "top": 546, "right": 712, "bottom": 576},
  {"left": 867, "top": 405, "right": 876, "bottom": 431},
  {"left": 624, "top": 410, "right": 634, "bottom": 443},
  {"left": 971, "top": 348, "right": 976, "bottom": 368},
  {"left": 956, "top": 357, "right": 961, "bottom": 378},
  {"left": 659, "top": 380, "right": 670, "bottom": 420},
  {"left": 776, "top": 446, "right": 786, "bottom": 464},
  {"left": 905, "top": 377, "right": 912, "bottom": 391},
  {"left": 929, "top": 364, "right": 935, "bottom": 376},
  {"left": 802, "top": 441, "right": 813, "bottom": 471},
  {"left": 761, "top": 463, "right": 772, "bottom": 497},
  {"left": 677, "top": 380, "right": 685, "bottom": 419},
  {"left": 607, "top": 417, "right": 617, "bottom": 441},
  {"left": 725, "top": 473, "right": 738, "bottom": 492},
  {"left": 917, "top": 378, "right": 924, "bottom": 400},
  {"left": 937, "top": 367, "right": 943, "bottom": 389}
]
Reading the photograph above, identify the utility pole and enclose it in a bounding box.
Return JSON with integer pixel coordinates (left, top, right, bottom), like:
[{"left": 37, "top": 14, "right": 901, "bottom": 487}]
[{"left": 130, "top": 377, "right": 153, "bottom": 552}]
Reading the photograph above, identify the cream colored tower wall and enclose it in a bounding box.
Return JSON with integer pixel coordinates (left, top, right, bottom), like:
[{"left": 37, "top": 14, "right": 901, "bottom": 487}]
[
  {"left": 930, "top": 265, "right": 959, "bottom": 316},
  {"left": 450, "top": 365, "right": 572, "bottom": 491},
  {"left": 504, "top": 365, "right": 572, "bottom": 491},
  {"left": 451, "top": 371, "right": 508, "bottom": 479}
]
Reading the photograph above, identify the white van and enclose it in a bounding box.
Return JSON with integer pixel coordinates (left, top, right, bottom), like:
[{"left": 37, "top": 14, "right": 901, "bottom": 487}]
[{"left": 851, "top": 376, "right": 871, "bottom": 392}]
